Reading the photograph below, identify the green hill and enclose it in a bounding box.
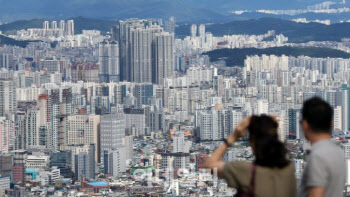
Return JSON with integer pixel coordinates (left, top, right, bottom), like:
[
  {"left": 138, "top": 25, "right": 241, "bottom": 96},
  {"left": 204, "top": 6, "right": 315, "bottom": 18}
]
[
  {"left": 0, "top": 35, "right": 32, "bottom": 48},
  {"left": 176, "top": 18, "right": 350, "bottom": 43},
  {"left": 203, "top": 46, "right": 350, "bottom": 67}
]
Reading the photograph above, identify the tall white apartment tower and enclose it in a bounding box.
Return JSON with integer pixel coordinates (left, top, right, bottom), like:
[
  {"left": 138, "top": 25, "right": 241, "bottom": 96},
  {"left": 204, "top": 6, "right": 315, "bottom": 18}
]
[
  {"left": 43, "top": 21, "right": 50, "bottom": 30},
  {"left": 51, "top": 21, "right": 58, "bottom": 30},
  {"left": 66, "top": 20, "right": 74, "bottom": 36},
  {"left": 59, "top": 20, "right": 65, "bottom": 30},
  {"left": 152, "top": 32, "right": 174, "bottom": 84},
  {"left": 0, "top": 78, "right": 17, "bottom": 116},
  {"left": 191, "top": 24, "right": 197, "bottom": 37},
  {"left": 129, "top": 25, "right": 162, "bottom": 83},
  {"left": 198, "top": 24, "right": 205, "bottom": 37}
]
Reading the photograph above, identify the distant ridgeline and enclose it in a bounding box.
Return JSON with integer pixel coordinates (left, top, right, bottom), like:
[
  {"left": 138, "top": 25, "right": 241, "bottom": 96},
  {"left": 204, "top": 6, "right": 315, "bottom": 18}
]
[
  {"left": 203, "top": 46, "right": 350, "bottom": 67},
  {"left": 176, "top": 18, "right": 350, "bottom": 43}
]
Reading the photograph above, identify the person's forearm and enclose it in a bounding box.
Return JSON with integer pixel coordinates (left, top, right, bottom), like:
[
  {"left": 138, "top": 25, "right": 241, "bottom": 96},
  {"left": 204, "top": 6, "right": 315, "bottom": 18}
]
[
  {"left": 205, "top": 135, "right": 237, "bottom": 165},
  {"left": 308, "top": 187, "right": 325, "bottom": 197}
]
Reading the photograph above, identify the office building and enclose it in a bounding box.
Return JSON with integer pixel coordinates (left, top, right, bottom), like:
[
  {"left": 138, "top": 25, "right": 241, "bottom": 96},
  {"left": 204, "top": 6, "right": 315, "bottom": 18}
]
[
  {"left": 50, "top": 151, "right": 72, "bottom": 178},
  {"left": 74, "top": 144, "right": 95, "bottom": 181},
  {"left": 288, "top": 109, "right": 301, "bottom": 140},
  {"left": 134, "top": 83, "right": 154, "bottom": 108},
  {"left": 124, "top": 108, "right": 146, "bottom": 136},
  {"left": 67, "top": 114, "right": 100, "bottom": 161},
  {"left": 161, "top": 153, "right": 190, "bottom": 170},
  {"left": 41, "top": 57, "right": 61, "bottom": 74},
  {"left": 26, "top": 153, "right": 50, "bottom": 169},
  {"left": 0, "top": 153, "right": 12, "bottom": 177},
  {"left": 173, "top": 133, "right": 191, "bottom": 153},
  {"left": 12, "top": 150, "right": 27, "bottom": 184},
  {"left": 124, "top": 136, "right": 133, "bottom": 160},
  {"left": 104, "top": 148, "right": 126, "bottom": 178},
  {"left": 100, "top": 113, "right": 125, "bottom": 163}
]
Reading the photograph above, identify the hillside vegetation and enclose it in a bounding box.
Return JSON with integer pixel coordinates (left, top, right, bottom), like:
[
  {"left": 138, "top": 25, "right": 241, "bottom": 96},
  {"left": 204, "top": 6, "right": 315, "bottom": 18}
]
[{"left": 203, "top": 46, "right": 350, "bottom": 67}]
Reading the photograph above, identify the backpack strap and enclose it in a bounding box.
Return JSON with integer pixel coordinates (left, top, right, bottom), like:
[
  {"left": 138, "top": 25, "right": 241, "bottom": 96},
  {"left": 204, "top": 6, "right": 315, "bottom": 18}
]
[{"left": 249, "top": 163, "right": 257, "bottom": 193}]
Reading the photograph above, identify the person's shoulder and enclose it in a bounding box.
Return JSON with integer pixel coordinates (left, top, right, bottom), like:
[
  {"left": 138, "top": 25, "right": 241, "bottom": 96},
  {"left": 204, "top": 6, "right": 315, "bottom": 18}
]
[
  {"left": 225, "top": 161, "right": 252, "bottom": 172},
  {"left": 309, "top": 141, "right": 344, "bottom": 164},
  {"left": 312, "top": 140, "right": 340, "bottom": 154}
]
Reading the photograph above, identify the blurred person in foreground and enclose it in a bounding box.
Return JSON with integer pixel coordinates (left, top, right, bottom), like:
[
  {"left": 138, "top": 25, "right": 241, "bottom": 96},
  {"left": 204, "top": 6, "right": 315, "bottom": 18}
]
[
  {"left": 205, "top": 115, "right": 297, "bottom": 197},
  {"left": 299, "top": 97, "right": 345, "bottom": 197}
]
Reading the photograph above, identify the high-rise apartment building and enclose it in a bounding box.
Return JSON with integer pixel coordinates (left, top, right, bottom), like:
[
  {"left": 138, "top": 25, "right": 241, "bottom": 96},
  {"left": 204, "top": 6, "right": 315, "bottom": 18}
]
[
  {"left": 198, "top": 24, "right": 205, "bottom": 37},
  {"left": 110, "top": 26, "right": 120, "bottom": 41},
  {"left": 59, "top": 87, "right": 73, "bottom": 147},
  {"left": 173, "top": 133, "right": 191, "bottom": 153},
  {"left": 0, "top": 115, "right": 15, "bottom": 153},
  {"left": 0, "top": 78, "right": 16, "bottom": 116},
  {"left": 43, "top": 21, "right": 50, "bottom": 30},
  {"left": 288, "top": 109, "right": 302, "bottom": 140},
  {"left": 152, "top": 32, "right": 174, "bottom": 84},
  {"left": 191, "top": 24, "right": 197, "bottom": 37},
  {"left": 164, "top": 17, "right": 176, "bottom": 34},
  {"left": 134, "top": 83, "right": 154, "bottom": 108},
  {"left": 198, "top": 108, "right": 242, "bottom": 141},
  {"left": 119, "top": 19, "right": 173, "bottom": 84},
  {"left": 41, "top": 57, "right": 60, "bottom": 74},
  {"left": 39, "top": 90, "right": 60, "bottom": 151},
  {"left": 66, "top": 20, "right": 74, "bottom": 36},
  {"left": 0, "top": 53, "right": 13, "bottom": 70},
  {"left": 51, "top": 21, "right": 58, "bottom": 30},
  {"left": 24, "top": 109, "right": 41, "bottom": 148},
  {"left": 59, "top": 20, "right": 65, "bottom": 31},
  {"left": 98, "top": 41, "right": 120, "bottom": 82}
]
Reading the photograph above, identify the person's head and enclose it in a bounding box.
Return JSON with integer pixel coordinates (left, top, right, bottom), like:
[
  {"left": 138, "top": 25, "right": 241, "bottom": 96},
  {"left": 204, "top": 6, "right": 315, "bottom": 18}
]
[
  {"left": 248, "top": 115, "right": 289, "bottom": 168},
  {"left": 301, "top": 97, "right": 333, "bottom": 141}
]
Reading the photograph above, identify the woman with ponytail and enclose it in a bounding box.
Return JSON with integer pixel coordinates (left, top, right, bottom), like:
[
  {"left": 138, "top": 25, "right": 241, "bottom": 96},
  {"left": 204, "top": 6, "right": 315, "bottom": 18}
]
[{"left": 205, "top": 115, "right": 297, "bottom": 197}]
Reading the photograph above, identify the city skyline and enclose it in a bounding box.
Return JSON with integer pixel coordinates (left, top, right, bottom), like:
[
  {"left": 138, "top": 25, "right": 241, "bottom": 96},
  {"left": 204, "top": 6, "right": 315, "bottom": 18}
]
[{"left": 0, "top": 1, "right": 350, "bottom": 196}]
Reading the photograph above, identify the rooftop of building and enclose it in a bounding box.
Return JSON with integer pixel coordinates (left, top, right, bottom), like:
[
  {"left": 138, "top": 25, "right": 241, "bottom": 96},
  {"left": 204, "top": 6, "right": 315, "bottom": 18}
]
[{"left": 87, "top": 181, "right": 109, "bottom": 187}]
